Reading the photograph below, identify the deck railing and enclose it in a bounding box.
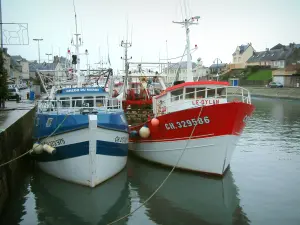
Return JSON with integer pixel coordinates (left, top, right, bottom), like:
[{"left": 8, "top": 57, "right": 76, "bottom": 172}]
[
  {"left": 36, "top": 97, "right": 123, "bottom": 115},
  {"left": 154, "top": 86, "right": 252, "bottom": 116}
]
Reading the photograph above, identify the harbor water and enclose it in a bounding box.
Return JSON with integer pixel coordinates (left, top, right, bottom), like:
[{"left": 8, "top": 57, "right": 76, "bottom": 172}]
[{"left": 1, "top": 97, "right": 300, "bottom": 225}]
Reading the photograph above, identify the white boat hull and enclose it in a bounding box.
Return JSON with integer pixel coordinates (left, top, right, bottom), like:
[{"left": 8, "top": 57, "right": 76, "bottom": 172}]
[
  {"left": 35, "top": 115, "right": 128, "bottom": 187},
  {"left": 129, "top": 135, "right": 240, "bottom": 175}
]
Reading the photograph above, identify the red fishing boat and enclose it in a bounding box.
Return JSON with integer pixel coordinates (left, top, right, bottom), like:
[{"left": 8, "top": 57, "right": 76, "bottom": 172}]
[{"left": 120, "top": 15, "right": 255, "bottom": 176}]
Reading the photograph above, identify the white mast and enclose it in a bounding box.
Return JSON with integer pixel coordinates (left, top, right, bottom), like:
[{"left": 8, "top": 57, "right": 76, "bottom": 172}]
[
  {"left": 120, "top": 18, "right": 132, "bottom": 100},
  {"left": 72, "top": 0, "right": 83, "bottom": 87},
  {"left": 173, "top": 15, "right": 200, "bottom": 82}
]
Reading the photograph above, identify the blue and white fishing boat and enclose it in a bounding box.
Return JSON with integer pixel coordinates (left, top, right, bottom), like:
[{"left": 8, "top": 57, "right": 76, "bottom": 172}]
[{"left": 30, "top": 7, "right": 129, "bottom": 188}]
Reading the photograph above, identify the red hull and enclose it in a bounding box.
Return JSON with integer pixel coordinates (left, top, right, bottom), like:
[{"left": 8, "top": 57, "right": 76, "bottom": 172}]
[{"left": 129, "top": 102, "right": 255, "bottom": 142}]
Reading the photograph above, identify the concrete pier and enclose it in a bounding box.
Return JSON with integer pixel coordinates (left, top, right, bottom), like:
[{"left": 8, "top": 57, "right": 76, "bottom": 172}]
[{"left": 0, "top": 100, "right": 35, "bottom": 216}]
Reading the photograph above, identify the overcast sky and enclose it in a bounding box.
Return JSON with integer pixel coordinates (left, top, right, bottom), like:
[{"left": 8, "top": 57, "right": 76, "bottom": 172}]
[{"left": 2, "top": 0, "right": 300, "bottom": 71}]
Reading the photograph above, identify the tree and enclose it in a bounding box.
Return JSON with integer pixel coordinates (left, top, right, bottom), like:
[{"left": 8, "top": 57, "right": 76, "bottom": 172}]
[{"left": 0, "top": 49, "right": 8, "bottom": 108}]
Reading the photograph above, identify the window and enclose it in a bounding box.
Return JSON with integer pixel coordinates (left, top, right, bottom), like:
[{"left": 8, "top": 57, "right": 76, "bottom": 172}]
[
  {"left": 96, "top": 96, "right": 105, "bottom": 107},
  {"left": 196, "top": 88, "right": 205, "bottom": 98},
  {"left": 83, "top": 96, "right": 94, "bottom": 107},
  {"left": 171, "top": 88, "right": 183, "bottom": 102},
  {"left": 60, "top": 97, "right": 70, "bottom": 107},
  {"left": 206, "top": 88, "right": 216, "bottom": 98},
  {"left": 217, "top": 88, "right": 225, "bottom": 97},
  {"left": 185, "top": 88, "right": 195, "bottom": 99},
  {"left": 72, "top": 97, "right": 82, "bottom": 107}
]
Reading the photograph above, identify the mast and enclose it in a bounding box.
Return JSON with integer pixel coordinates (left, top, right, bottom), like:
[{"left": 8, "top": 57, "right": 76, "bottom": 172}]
[
  {"left": 71, "top": 0, "right": 83, "bottom": 87},
  {"left": 173, "top": 15, "right": 200, "bottom": 82},
  {"left": 120, "top": 19, "right": 132, "bottom": 100}
]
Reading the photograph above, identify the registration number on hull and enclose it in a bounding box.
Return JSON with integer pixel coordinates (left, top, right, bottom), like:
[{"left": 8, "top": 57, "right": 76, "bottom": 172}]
[
  {"left": 42, "top": 138, "right": 65, "bottom": 147},
  {"left": 165, "top": 116, "right": 210, "bottom": 130}
]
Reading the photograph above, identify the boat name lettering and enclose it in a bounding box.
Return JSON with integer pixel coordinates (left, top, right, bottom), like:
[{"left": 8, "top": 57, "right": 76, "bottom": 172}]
[
  {"left": 165, "top": 116, "right": 210, "bottom": 130},
  {"left": 115, "top": 136, "right": 128, "bottom": 144},
  {"left": 42, "top": 138, "right": 65, "bottom": 147},
  {"left": 192, "top": 99, "right": 220, "bottom": 106},
  {"left": 65, "top": 88, "right": 99, "bottom": 93}
]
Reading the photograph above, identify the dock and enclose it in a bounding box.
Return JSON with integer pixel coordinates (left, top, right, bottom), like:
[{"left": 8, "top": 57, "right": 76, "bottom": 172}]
[{"left": 0, "top": 97, "right": 36, "bottom": 216}]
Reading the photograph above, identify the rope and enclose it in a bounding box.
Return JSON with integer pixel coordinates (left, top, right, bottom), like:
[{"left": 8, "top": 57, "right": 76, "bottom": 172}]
[
  {"left": 106, "top": 104, "right": 204, "bottom": 225},
  {"left": 0, "top": 113, "right": 70, "bottom": 168}
]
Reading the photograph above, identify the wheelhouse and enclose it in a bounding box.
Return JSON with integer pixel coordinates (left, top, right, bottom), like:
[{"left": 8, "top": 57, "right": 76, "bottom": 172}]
[
  {"left": 37, "top": 87, "right": 122, "bottom": 114},
  {"left": 153, "top": 81, "right": 251, "bottom": 116}
]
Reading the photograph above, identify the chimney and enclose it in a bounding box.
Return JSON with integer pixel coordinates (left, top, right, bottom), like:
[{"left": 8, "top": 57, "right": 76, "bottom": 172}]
[{"left": 266, "top": 48, "right": 269, "bottom": 51}]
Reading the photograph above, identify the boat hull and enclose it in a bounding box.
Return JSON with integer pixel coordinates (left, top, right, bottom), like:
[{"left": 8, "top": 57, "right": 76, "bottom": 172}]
[
  {"left": 129, "top": 102, "right": 255, "bottom": 175},
  {"left": 32, "top": 113, "right": 129, "bottom": 187}
]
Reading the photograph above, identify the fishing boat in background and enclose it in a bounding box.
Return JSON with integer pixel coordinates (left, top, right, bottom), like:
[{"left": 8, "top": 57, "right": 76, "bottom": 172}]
[
  {"left": 119, "top": 15, "right": 255, "bottom": 176},
  {"left": 30, "top": 8, "right": 129, "bottom": 187}
]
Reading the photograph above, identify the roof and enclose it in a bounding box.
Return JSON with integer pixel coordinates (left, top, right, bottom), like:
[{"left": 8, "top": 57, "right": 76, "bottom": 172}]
[
  {"left": 209, "top": 63, "right": 227, "bottom": 68},
  {"left": 10, "top": 57, "right": 22, "bottom": 72},
  {"left": 29, "top": 61, "right": 58, "bottom": 72},
  {"left": 165, "top": 61, "right": 197, "bottom": 70},
  {"left": 11, "top": 55, "right": 27, "bottom": 62},
  {"left": 271, "top": 43, "right": 300, "bottom": 50},
  {"left": 155, "top": 81, "right": 229, "bottom": 98},
  {"left": 247, "top": 47, "right": 294, "bottom": 63},
  {"left": 232, "top": 44, "right": 251, "bottom": 56}
]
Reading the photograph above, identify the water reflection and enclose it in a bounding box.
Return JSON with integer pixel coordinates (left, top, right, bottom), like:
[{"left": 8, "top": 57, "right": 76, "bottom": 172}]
[
  {"left": 128, "top": 157, "right": 250, "bottom": 225},
  {"left": 0, "top": 168, "right": 32, "bottom": 225},
  {"left": 31, "top": 169, "right": 131, "bottom": 225}
]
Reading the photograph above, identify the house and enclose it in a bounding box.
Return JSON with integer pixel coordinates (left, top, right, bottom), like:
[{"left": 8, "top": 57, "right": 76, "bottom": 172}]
[
  {"left": 193, "top": 66, "right": 210, "bottom": 80},
  {"left": 230, "top": 43, "right": 255, "bottom": 69},
  {"left": 246, "top": 43, "right": 300, "bottom": 69},
  {"left": 163, "top": 61, "right": 197, "bottom": 83},
  {"left": 272, "top": 63, "right": 300, "bottom": 87},
  {"left": 9, "top": 56, "right": 22, "bottom": 84},
  {"left": 11, "top": 55, "right": 30, "bottom": 80},
  {"left": 29, "top": 56, "right": 70, "bottom": 79},
  {"left": 209, "top": 63, "right": 227, "bottom": 74}
]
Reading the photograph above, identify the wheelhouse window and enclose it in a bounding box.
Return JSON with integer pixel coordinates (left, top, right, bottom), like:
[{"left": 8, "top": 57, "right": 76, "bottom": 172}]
[
  {"left": 72, "top": 97, "right": 82, "bottom": 107},
  {"left": 196, "top": 88, "right": 205, "bottom": 98},
  {"left": 83, "top": 96, "right": 94, "bottom": 107},
  {"left": 171, "top": 88, "right": 183, "bottom": 102},
  {"left": 60, "top": 97, "right": 70, "bottom": 107},
  {"left": 217, "top": 88, "right": 225, "bottom": 97},
  {"left": 96, "top": 96, "right": 105, "bottom": 107},
  {"left": 185, "top": 88, "right": 195, "bottom": 99},
  {"left": 206, "top": 88, "right": 216, "bottom": 98}
]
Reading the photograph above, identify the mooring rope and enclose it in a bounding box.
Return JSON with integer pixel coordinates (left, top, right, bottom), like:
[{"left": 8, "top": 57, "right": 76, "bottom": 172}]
[
  {"left": 0, "top": 113, "right": 70, "bottom": 168},
  {"left": 106, "top": 104, "right": 205, "bottom": 225}
]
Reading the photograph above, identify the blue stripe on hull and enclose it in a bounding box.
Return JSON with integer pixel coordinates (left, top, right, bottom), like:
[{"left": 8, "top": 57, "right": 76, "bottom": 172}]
[
  {"left": 33, "top": 140, "right": 128, "bottom": 162},
  {"left": 96, "top": 140, "right": 128, "bottom": 157},
  {"left": 33, "top": 141, "right": 89, "bottom": 162}
]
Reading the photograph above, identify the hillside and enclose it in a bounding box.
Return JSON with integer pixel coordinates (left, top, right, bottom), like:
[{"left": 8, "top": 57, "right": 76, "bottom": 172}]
[{"left": 247, "top": 69, "right": 272, "bottom": 81}]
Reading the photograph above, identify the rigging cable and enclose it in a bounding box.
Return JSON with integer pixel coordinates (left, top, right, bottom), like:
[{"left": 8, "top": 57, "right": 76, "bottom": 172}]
[
  {"left": 106, "top": 104, "right": 204, "bottom": 225},
  {"left": 0, "top": 113, "right": 70, "bottom": 168}
]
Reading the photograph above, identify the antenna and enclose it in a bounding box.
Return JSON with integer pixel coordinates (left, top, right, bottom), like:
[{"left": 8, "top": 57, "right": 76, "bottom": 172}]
[
  {"left": 107, "top": 34, "right": 111, "bottom": 66},
  {"left": 166, "top": 40, "right": 169, "bottom": 75},
  {"left": 131, "top": 24, "right": 133, "bottom": 43}
]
